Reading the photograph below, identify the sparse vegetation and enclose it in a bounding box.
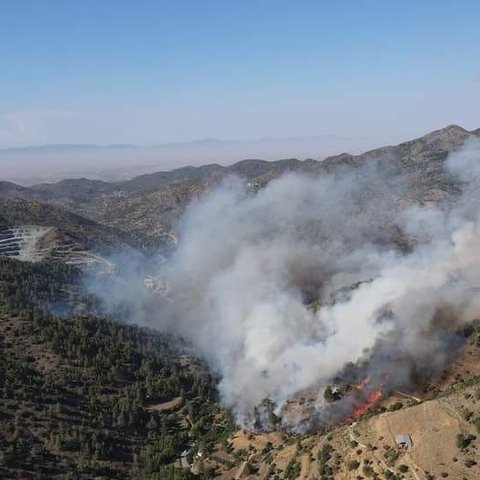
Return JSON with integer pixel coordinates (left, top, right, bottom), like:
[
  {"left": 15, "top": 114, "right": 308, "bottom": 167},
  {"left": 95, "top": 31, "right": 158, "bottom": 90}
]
[
  {"left": 347, "top": 459, "right": 360, "bottom": 470},
  {"left": 283, "top": 458, "right": 301, "bottom": 479}
]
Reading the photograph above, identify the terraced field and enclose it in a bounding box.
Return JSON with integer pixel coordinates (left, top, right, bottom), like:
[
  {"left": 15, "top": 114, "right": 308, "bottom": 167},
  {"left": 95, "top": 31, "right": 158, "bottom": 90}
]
[
  {"left": 0, "top": 224, "right": 116, "bottom": 273},
  {"left": 0, "top": 225, "right": 53, "bottom": 261}
]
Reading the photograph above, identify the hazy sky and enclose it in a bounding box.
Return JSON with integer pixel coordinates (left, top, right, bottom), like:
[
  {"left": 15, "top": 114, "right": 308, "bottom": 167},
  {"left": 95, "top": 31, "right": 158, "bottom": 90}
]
[{"left": 1, "top": 0, "right": 479, "bottom": 147}]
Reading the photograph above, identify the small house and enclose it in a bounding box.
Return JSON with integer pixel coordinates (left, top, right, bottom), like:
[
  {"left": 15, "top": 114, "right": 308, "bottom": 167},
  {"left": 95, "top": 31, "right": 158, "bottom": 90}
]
[{"left": 395, "top": 434, "right": 413, "bottom": 448}]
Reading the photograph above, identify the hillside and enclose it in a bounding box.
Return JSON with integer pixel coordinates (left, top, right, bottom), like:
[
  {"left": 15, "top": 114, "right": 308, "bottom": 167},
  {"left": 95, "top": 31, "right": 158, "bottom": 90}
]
[
  {"left": 198, "top": 328, "right": 480, "bottom": 480},
  {"left": 1, "top": 125, "right": 477, "bottom": 250},
  {"left": 0, "top": 197, "right": 145, "bottom": 271},
  {"left": 0, "top": 258, "right": 233, "bottom": 479},
  {"left": 2, "top": 125, "right": 480, "bottom": 480},
  {"left": 3, "top": 256, "right": 480, "bottom": 479}
]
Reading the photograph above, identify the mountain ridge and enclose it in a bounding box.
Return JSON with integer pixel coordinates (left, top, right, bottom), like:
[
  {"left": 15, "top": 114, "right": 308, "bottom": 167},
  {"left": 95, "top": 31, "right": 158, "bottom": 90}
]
[
  {"left": 0, "top": 124, "right": 478, "bottom": 253},
  {"left": 0, "top": 125, "right": 480, "bottom": 248},
  {"left": 28, "top": 124, "right": 480, "bottom": 191}
]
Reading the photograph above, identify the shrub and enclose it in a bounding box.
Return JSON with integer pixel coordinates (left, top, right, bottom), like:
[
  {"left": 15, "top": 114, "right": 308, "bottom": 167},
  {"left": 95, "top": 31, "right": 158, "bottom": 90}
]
[
  {"left": 456, "top": 434, "right": 476, "bottom": 450},
  {"left": 347, "top": 460, "right": 360, "bottom": 470},
  {"left": 284, "top": 458, "right": 301, "bottom": 480},
  {"left": 389, "top": 402, "right": 403, "bottom": 411}
]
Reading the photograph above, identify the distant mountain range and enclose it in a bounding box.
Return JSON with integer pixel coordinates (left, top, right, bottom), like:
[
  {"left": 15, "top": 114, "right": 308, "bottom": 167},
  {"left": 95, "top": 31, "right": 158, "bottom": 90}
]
[
  {"left": 0, "top": 134, "right": 367, "bottom": 154},
  {"left": 0, "top": 133, "right": 404, "bottom": 186},
  {"left": 0, "top": 143, "right": 139, "bottom": 153},
  {"left": 0, "top": 124, "right": 478, "bottom": 267}
]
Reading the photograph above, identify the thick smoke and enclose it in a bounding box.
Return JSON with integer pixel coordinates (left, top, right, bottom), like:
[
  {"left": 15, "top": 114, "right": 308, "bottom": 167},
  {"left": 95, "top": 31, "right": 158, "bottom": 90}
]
[{"left": 95, "top": 138, "right": 480, "bottom": 430}]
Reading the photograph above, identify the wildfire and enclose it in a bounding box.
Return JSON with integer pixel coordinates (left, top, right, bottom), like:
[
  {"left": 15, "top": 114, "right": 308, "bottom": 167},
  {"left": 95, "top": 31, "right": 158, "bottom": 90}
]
[
  {"left": 353, "top": 374, "right": 372, "bottom": 391},
  {"left": 351, "top": 387, "right": 383, "bottom": 418},
  {"left": 345, "top": 374, "right": 389, "bottom": 421}
]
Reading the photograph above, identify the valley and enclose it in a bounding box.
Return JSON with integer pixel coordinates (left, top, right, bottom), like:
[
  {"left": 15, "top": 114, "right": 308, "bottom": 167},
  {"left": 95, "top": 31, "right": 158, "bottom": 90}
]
[{"left": 2, "top": 125, "right": 480, "bottom": 479}]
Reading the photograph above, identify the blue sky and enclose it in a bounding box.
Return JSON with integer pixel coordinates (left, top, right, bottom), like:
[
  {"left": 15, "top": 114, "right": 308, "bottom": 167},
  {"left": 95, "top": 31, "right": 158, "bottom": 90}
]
[{"left": 0, "top": 0, "right": 479, "bottom": 147}]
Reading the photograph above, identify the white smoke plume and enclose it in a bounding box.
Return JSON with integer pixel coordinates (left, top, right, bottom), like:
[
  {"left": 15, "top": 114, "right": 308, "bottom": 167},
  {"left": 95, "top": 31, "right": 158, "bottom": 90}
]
[{"left": 95, "top": 137, "right": 480, "bottom": 430}]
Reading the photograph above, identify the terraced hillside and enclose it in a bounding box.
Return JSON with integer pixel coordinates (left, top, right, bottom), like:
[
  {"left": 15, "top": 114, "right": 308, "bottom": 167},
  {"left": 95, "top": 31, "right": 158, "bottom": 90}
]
[
  {"left": 0, "top": 197, "right": 143, "bottom": 272},
  {"left": 0, "top": 225, "right": 52, "bottom": 261}
]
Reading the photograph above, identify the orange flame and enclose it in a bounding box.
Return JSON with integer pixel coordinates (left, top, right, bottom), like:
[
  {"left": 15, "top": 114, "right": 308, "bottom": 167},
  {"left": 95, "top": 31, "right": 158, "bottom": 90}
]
[
  {"left": 353, "top": 374, "right": 372, "bottom": 392},
  {"left": 351, "top": 387, "right": 383, "bottom": 418},
  {"left": 343, "top": 373, "right": 390, "bottom": 422}
]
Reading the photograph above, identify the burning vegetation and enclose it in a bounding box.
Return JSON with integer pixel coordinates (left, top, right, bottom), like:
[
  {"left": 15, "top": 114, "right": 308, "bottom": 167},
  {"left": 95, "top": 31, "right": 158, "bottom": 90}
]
[
  {"left": 347, "top": 376, "right": 385, "bottom": 420},
  {"left": 85, "top": 137, "right": 480, "bottom": 437},
  {"left": 251, "top": 312, "right": 473, "bottom": 434}
]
